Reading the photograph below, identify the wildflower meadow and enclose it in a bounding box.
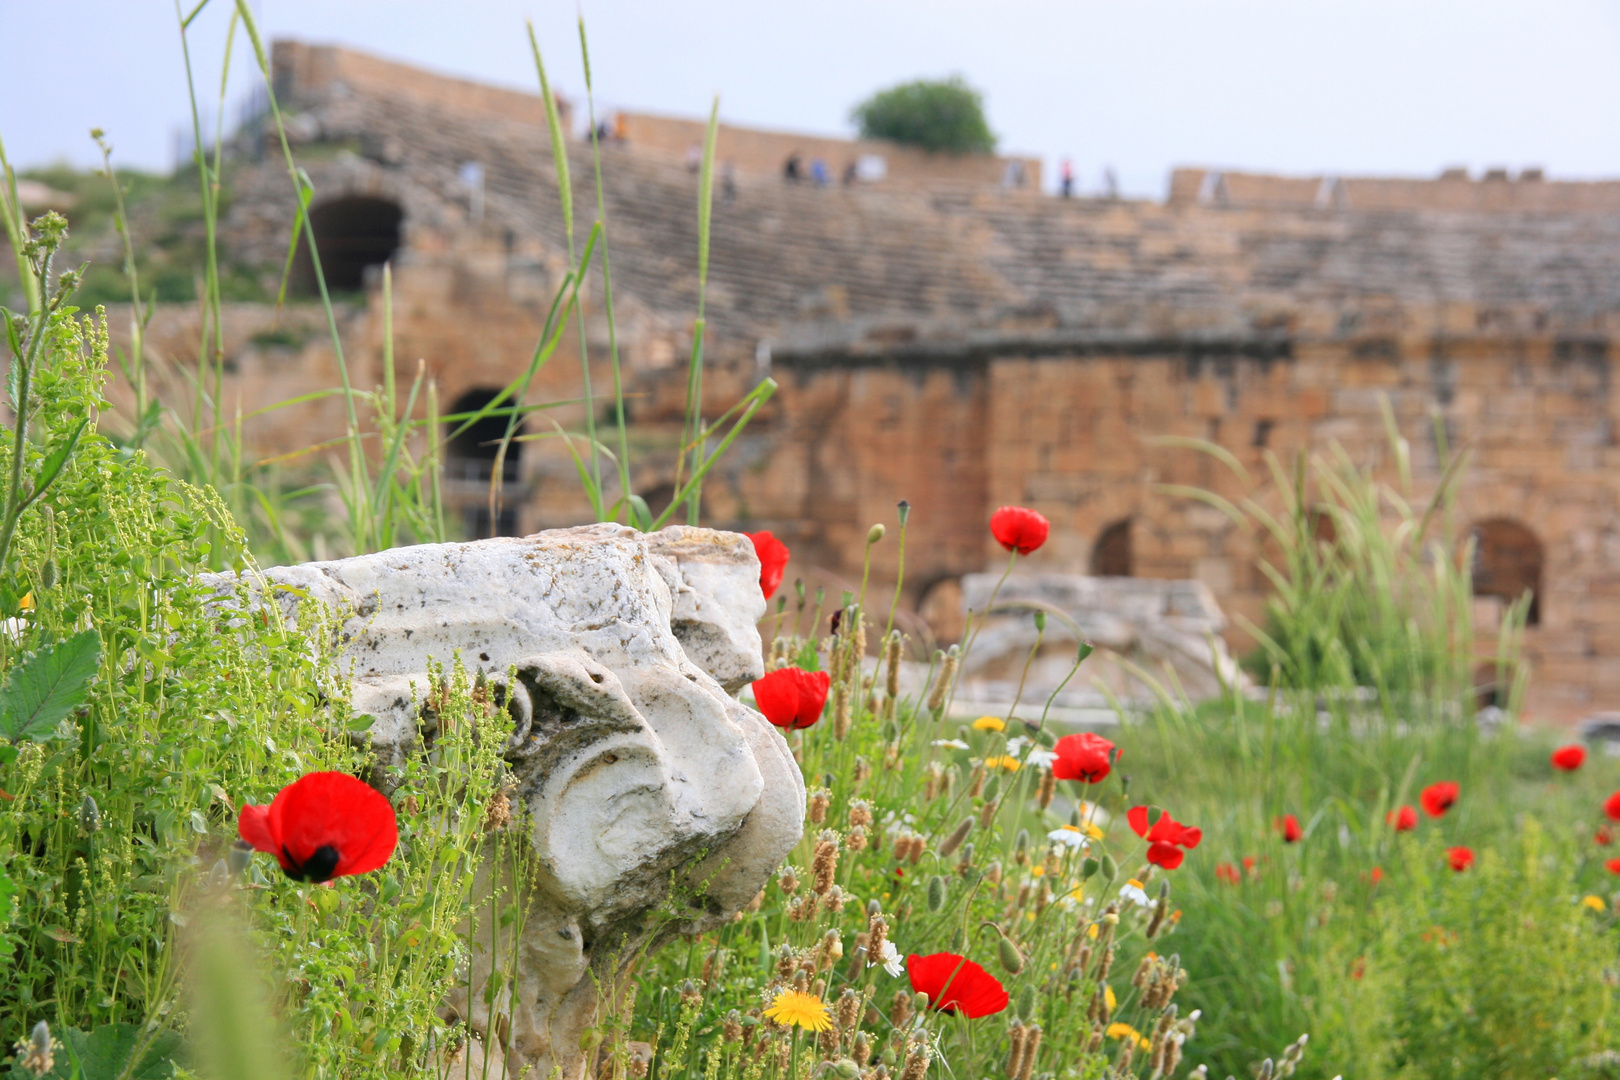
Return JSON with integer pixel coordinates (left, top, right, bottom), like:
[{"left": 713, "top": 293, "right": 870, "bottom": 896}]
[{"left": 3, "top": 8, "right": 1620, "bottom": 1080}]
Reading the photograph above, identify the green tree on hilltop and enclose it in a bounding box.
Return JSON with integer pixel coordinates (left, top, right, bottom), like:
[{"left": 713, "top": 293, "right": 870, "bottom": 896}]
[{"left": 851, "top": 75, "right": 996, "bottom": 154}]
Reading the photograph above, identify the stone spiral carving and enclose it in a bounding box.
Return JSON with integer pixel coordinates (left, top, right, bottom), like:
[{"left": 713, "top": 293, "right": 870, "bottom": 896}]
[{"left": 205, "top": 524, "right": 803, "bottom": 1078}]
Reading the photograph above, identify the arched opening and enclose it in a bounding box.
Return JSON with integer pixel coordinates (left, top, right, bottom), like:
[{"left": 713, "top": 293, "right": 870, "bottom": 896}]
[
  {"left": 446, "top": 389, "right": 524, "bottom": 483},
  {"left": 1469, "top": 518, "right": 1543, "bottom": 626},
  {"left": 918, "top": 576, "right": 965, "bottom": 645},
  {"left": 293, "top": 195, "right": 403, "bottom": 295},
  {"left": 1090, "top": 518, "right": 1133, "bottom": 577}
]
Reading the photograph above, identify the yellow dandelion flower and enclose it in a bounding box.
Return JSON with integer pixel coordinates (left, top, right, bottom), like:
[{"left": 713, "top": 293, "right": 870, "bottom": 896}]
[
  {"left": 972, "top": 716, "right": 1006, "bottom": 732},
  {"left": 1105, "top": 1022, "right": 1149, "bottom": 1050},
  {"left": 1583, "top": 895, "right": 1607, "bottom": 912},
  {"left": 1086, "top": 922, "right": 1099, "bottom": 940},
  {"left": 984, "top": 755, "right": 1021, "bottom": 772},
  {"left": 764, "top": 989, "right": 832, "bottom": 1032},
  {"left": 1105, "top": 985, "right": 1117, "bottom": 1011},
  {"left": 1030, "top": 865, "right": 1045, "bottom": 877},
  {"left": 1084, "top": 823, "right": 1105, "bottom": 840},
  {"left": 17, "top": 592, "right": 33, "bottom": 612}
]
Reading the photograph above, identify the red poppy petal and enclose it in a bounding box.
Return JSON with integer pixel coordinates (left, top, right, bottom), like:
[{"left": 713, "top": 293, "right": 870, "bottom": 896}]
[
  {"left": 237, "top": 803, "right": 278, "bottom": 855},
  {"left": 751, "top": 668, "right": 802, "bottom": 729},
  {"left": 748, "top": 532, "right": 790, "bottom": 600},
  {"left": 274, "top": 772, "right": 397, "bottom": 879},
  {"left": 1127, "top": 805, "right": 1150, "bottom": 839},
  {"left": 793, "top": 669, "right": 831, "bottom": 728},
  {"left": 1146, "top": 841, "right": 1185, "bottom": 869}
]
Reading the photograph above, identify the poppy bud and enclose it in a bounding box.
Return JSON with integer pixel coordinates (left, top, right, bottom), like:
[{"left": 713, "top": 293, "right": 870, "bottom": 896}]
[
  {"left": 828, "top": 1061, "right": 861, "bottom": 1080},
  {"left": 1099, "top": 853, "right": 1118, "bottom": 881},
  {"left": 997, "top": 933, "right": 1026, "bottom": 975},
  {"left": 1033, "top": 610, "right": 1046, "bottom": 632},
  {"left": 957, "top": 842, "right": 976, "bottom": 875},
  {"left": 983, "top": 776, "right": 1001, "bottom": 805},
  {"left": 897, "top": 500, "right": 911, "bottom": 527},
  {"left": 868, "top": 524, "right": 886, "bottom": 545},
  {"left": 78, "top": 794, "right": 99, "bottom": 834},
  {"left": 926, "top": 875, "right": 947, "bottom": 912},
  {"left": 227, "top": 839, "right": 252, "bottom": 876},
  {"left": 1015, "top": 984, "right": 1037, "bottom": 1019},
  {"left": 40, "top": 558, "right": 56, "bottom": 592},
  {"left": 1013, "top": 829, "right": 1029, "bottom": 864},
  {"left": 1080, "top": 856, "right": 1100, "bottom": 879},
  {"left": 207, "top": 859, "right": 230, "bottom": 890}
]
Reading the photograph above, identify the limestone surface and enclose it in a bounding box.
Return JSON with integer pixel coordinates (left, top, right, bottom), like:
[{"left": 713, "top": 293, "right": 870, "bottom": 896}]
[{"left": 203, "top": 524, "right": 801, "bottom": 1078}]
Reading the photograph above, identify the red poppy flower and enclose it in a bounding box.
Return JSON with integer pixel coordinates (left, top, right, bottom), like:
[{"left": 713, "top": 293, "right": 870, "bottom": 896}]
[
  {"left": 906, "top": 953, "right": 1008, "bottom": 1018},
  {"left": 1446, "top": 846, "right": 1474, "bottom": 872},
  {"left": 1387, "top": 805, "right": 1418, "bottom": 832},
  {"left": 1275, "top": 814, "right": 1303, "bottom": 843},
  {"left": 1552, "top": 744, "right": 1586, "bottom": 771},
  {"left": 1051, "top": 732, "right": 1116, "bottom": 783},
  {"left": 1369, "top": 866, "right": 1384, "bottom": 885},
  {"left": 1214, "top": 861, "right": 1240, "bottom": 885},
  {"left": 989, "top": 506, "right": 1049, "bottom": 556},
  {"left": 1608, "top": 857, "right": 1620, "bottom": 876},
  {"left": 747, "top": 531, "right": 790, "bottom": 600},
  {"left": 238, "top": 772, "right": 398, "bottom": 884},
  {"left": 1420, "top": 781, "right": 1460, "bottom": 818},
  {"left": 750, "top": 666, "right": 831, "bottom": 730},
  {"left": 1241, "top": 855, "right": 1257, "bottom": 874},
  {"left": 1599, "top": 827, "right": 1614, "bottom": 846},
  {"left": 1128, "top": 805, "right": 1201, "bottom": 869},
  {"left": 1606, "top": 792, "right": 1620, "bottom": 822}
]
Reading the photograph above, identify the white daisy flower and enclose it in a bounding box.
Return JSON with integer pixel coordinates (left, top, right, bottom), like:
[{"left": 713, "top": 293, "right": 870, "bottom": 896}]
[
  {"left": 1047, "top": 826, "right": 1089, "bottom": 850},
  {"left": 1025, "top": 747, "right": 1057, "bottom": 769},
  {"left": 931, "top": 739, "right": 969, "bottom": 751},
  {"left": 1005, "top": 736, "right": 1029, "bottom": 756},
  {"left": 1119, "top": 878, "right": 1152, "bottom": 907},
  {"left": 875, "top": 939, "right": 904, "bottom": 977}
]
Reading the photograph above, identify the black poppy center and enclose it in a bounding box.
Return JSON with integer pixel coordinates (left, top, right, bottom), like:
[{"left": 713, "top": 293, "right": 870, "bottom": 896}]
[{"left": 282, "top": 843, "right": 341, "bottom": 883}]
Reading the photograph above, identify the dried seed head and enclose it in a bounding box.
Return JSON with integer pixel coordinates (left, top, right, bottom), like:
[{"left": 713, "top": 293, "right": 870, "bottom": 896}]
[
  {"left": 482, "top": 789, "right": 512, "bottom": 832},
  {"left": 819, "top": 928, "right": 845, "bottom": 969},
  {"left": 940, "top": 817, "right": 974, "bottom": 858},
  {"left": 812, "top": 834, "right": 840, "bottom": 894},
  {"left": 779, "top": 865, "right": 801, "bottom": 895},
  {"left": 826, "top": 885, "right": 849, "bottom": 913},
  {"left": 723, "top": 1010, "right": 744, "bottom": 1043},
  {"left": 837, "top": 987, "right": 863, "bottom": 1031},
  {"left": 776, "top": 944, "right": 798, "bottom": 979},
  {"left": 1036, "top": 769, "right": 1057, "bottom": 809},
  {"left": 867, "top": 913, "right": 890, "bottom": 964},
  {"left": 846, "top": 826, "right": 868, "bottom": 852},
  {"left": 853, "top": 1032, "right": 873, "bottom": 1068},
  {"left": 885, "top": 632, "right": 903, "bottom": 698},
  {"left": 853, "top": 757, "right": 872, "bottom": 787},
  {"left": 927, "top": 647, "right": 959, "bottom": 712},
  {"left": 848, "top": 799, "right": 874, "bottom": 828},
  {"left": 1005, "top": 1021, "right": 1027, "bottom": 1080},
  {"left": 985, "top": 860, "right": 1004, "bottom": 887},
  {"left": 1016, "top": 1024, "right": 1042, "bottom": 1080},
  {"left": 889, "top": 989, "right": 914, "bottom": 1028},
  {"left": 980, "top": 799, "right": 999, "bottom": 829},
  {"left": 908, "top": 834, "right": 927, "bottom": 864},
  {"left": 808, "top": 788, "right": 831, "bottom": 824},
  {"left": 834, "top": 683, "right": 854, "bottom": 741},
  {"left": 898, "top": 1040, "right": 930, "bottom": 1080},
  {"left": 16, "top": 1021, "right": 52, "bottom": 1077}
]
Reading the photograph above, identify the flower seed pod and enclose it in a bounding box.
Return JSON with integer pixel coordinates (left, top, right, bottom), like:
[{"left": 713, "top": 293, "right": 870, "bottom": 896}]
[
  {"left": 820, "top": 928, "right": 844, "bottom": 969},
  {"left": 1099, "top": 852, "right": 1118, "bottom": 881},
  {"left": 868, "top": 523, "right": 886, "bottom": 545},
  {"left": 808, "top": 788, "right": 831, "bottom": 824},
  {"left": 983, "top": 775, "right": 1002, "bottom": 805},
  {"left": 834, "top": 683, "right": 854, "bottom": 741},
  {"left": 837, "top": 987, "right": 862, "bottom": 1031},
  {"left": 78, "top": 794, "right": 100, "bottom": 834},
  {"left": 1015, "top": 984, "right": 1037, "bottom": 1020},
  {"left": 956, "top": 842, "right": 976, "bottom": 877},
  {"left": 898, "top": 1038, "right": 930, "bottom": 1080},
  {"left": 1013, "top": 829, "right": 1030, "bottom": 865},
  {"left": 853, "top": 1032, "right": 872, "bottom": 1068},
  {"left": 926, "top": 874, "right": 947, "bottom": 913},
  {"left": 1079, "top": 857, "right": 1100, "bottom": 880},
  {"left": 828, "top": 1060, "right": 860, "bottom": 1080},
  {"left": 939, "top": 817, "right": 973, "bottom": 858},
  {"left": 482, "top": 789, "right": 512, "bottom": 832},
  {"left": 848, "top": 799, "right": 874, "bottom": 828},
  {"left": 723, "top": 1010, "right": 744, "bottom": 1043},
  {"left": 779, "top": 865, "right": 801, "bottom": 894},
  {"left": 979, "top": 799, "right": 999, "bottom": 829},
  {"left": 40, "top": 558, "right": 56, "bottom": 592},
  {"left": 847, "top": 826, "right": 868, "bottom": 852}
]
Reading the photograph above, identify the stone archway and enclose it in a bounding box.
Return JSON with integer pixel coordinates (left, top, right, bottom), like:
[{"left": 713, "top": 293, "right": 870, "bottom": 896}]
[
  {"left": 1469, "top": 518, "right": 1544, "bottom": 626},
  {"left": 1090, "top": 518, "right": 1133, "bottom": 577},
  {"left": 293, "top": 194, "right": 403, "bottom": 295}
]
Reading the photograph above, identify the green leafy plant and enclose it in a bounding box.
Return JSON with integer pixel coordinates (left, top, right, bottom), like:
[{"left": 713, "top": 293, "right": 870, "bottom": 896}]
[
  {"left": 0, "top": 630, "right": 101, "bottom": 745},
  {"left": 850, "top": 76, "right": 996, "bottom": 155}
]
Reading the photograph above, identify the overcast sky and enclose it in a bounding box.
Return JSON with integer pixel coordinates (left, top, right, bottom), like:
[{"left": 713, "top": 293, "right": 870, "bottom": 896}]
[{"left": 4, "top": 0, "right": 1620, "bottom": 197}]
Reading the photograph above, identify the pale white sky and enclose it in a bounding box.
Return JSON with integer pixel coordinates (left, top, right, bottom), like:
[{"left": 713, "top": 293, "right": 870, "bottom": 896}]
[{"left": 3, "top": 0, "right": 1620, "bottom": 197}]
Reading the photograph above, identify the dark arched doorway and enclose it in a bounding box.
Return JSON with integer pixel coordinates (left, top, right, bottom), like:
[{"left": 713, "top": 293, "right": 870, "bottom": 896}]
[
  {"left": 1469, "top": 518, "right": 1543, "bottom": 626},
  {"left": 446, "top": 388, "right": 525, "bottom": 538},
  {"left": 1090, "top": 518, "right": 1133, "bottom": 577},
  {"left": 293, "top": 195, "right": 402, "bottom": 295}
]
